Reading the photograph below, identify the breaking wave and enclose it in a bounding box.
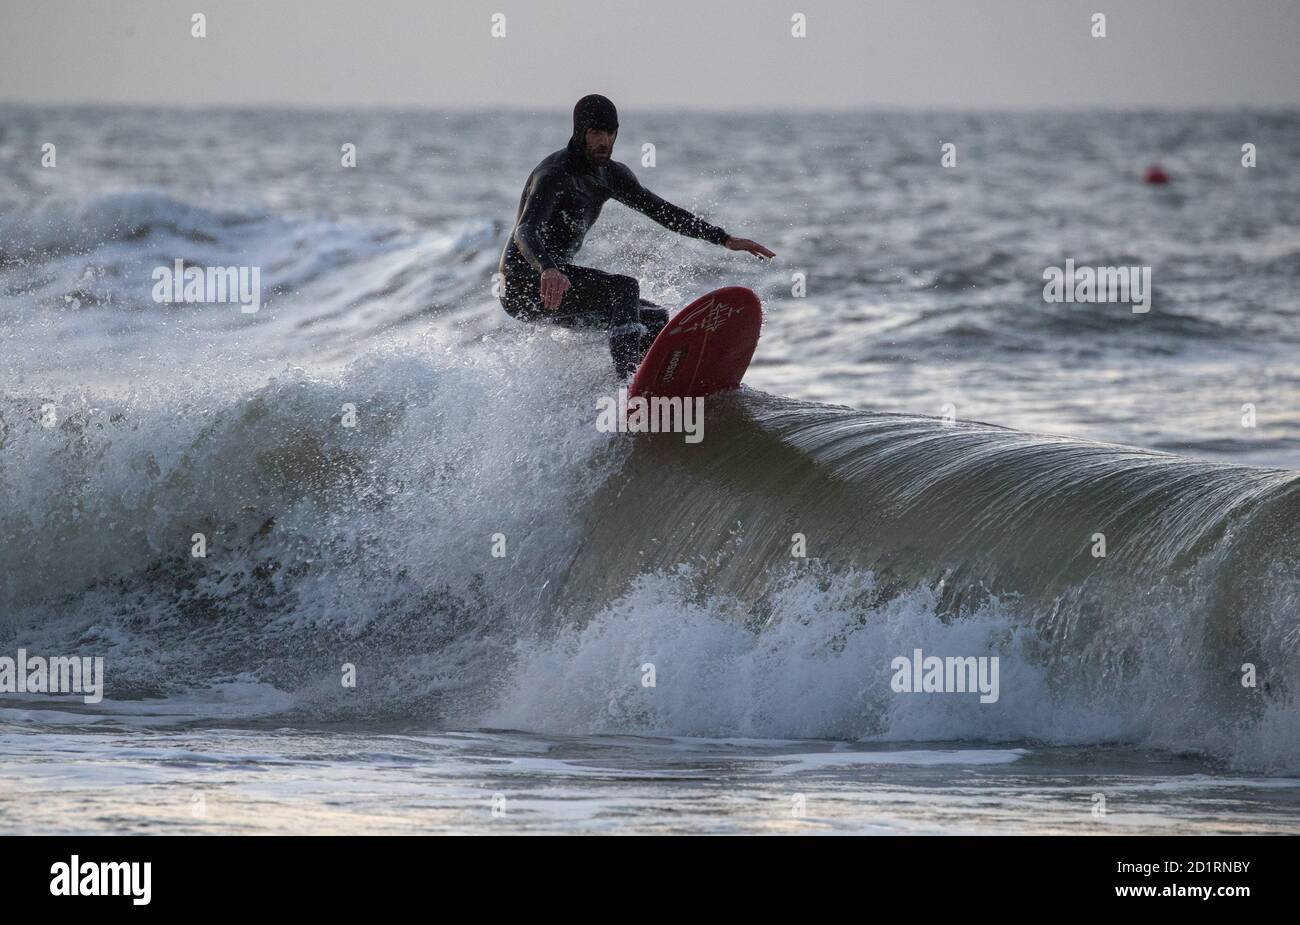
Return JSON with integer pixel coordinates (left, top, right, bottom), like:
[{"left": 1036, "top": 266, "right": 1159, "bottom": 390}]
[{"left": 2, "top": 186, "right": 1298, "bottom": 775}]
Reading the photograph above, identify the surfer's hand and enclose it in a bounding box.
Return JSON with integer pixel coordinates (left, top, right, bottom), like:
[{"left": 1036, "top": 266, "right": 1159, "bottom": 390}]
[
  {"left": 539, "top": 268, "right": 570, "bottom": 310},
  {"left": 725, "top": 237, "right": 775, "bottom": 260}
]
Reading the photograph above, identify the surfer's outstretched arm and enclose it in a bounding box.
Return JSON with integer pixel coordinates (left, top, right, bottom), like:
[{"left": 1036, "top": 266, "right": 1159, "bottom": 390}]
[
  {"left": 609, "top": 164, "right": 729, "bottom": 244},
  {"left": 608, "top": 163, "right": 774, "bottom": 259}
]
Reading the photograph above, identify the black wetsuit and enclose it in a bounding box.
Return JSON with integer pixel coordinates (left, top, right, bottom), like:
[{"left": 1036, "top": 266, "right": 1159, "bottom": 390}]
[{"left": 499, "top": 97, "right": 730, "bottom": 375}]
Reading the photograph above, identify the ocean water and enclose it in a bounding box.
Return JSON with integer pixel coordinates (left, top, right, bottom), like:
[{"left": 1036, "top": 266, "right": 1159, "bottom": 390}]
[{"left": 2, "top": 106, "right": 1299, "bottom": 835}]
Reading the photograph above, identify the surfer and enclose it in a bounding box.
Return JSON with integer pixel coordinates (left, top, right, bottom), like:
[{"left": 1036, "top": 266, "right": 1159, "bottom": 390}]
[{"left": 499, "top": 94, "right": 775, "bottom": 377}]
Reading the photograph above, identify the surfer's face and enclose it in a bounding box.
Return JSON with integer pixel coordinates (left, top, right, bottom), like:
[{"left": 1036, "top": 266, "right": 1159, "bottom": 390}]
[{"left": 584, "top": 128, "right": 615, "bottom": 164}]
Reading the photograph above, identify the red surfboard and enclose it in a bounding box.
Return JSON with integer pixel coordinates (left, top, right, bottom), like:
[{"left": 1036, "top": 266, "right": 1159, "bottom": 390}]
[{"left": 627, "top": 286, "right": 762, "bottom": 400}]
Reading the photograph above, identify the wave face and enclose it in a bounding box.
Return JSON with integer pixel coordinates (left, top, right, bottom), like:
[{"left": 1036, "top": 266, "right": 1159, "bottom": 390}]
[
  {"left": 5, "top": 372, "right": 1299, "bottom": 772},
  {"left": 491, "top": 398, "right": 1300, "bottom": 770},
  {"left": 2, "top": 107, "right": 1300, "bottom": 774}
]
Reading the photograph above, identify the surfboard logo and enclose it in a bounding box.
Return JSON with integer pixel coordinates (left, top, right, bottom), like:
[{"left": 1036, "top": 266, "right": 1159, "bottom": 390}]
[
  {"left": 659, "top": 348, "right": 685, "bottom": 383},
  {"left": 674, "top": 296, "right": 738, "bottom": 335},
  {"left": 627, "top": 286, "right": 760, "bottom": 401}
]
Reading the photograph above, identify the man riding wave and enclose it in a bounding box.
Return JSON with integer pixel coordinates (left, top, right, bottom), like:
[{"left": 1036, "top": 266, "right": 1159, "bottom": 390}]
[{"left": 499, "top": 94, "right": 774, "bottom": 377}]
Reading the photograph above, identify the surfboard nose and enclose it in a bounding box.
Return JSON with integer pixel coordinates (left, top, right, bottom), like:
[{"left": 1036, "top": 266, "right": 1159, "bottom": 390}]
[{"left": 628, "top": 286, "right": 762, "bottom": 399}]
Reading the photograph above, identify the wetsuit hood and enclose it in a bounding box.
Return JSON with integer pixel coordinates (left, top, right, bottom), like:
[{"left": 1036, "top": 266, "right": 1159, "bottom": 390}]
[{"left": 566, "top": 94, "right": 619, "bottom": 171}]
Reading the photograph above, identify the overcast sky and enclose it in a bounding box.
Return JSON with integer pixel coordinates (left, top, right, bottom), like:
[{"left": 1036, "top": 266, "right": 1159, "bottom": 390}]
[{"left": 2, "top": 0, "right": 1298, "bottom": 110}]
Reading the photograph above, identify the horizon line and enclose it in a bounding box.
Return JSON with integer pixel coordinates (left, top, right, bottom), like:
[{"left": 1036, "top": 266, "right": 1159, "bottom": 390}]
[{"left": 3, "top": 99, "right": 1297, "bottom": 116}]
